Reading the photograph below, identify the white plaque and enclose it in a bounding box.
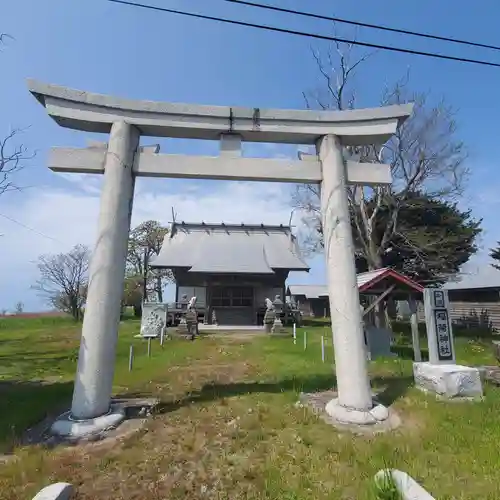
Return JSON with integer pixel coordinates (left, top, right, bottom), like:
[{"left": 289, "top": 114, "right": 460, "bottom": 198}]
[{"left": 140, "top": 302, "right": 167, "bottom": 338}]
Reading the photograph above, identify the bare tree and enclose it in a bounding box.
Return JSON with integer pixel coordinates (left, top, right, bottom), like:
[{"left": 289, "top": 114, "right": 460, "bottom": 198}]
[
  {"left": 33, "top": 245, "right": 90, "bottom": 321},
  {"left": 14, "top": 301, "right": 24, "bottom": 314},
  {"left": 0, "top": 33, "right": 13, "bottom": 46},
  {"left": 293, "top": 35, "right": 468, "bottom": 275},
  {"left": 0, "top": 129, "right": 34, "bottom": 195},
  {"left": 127, "top": 220, "right": 173, "bottom": 315},
  {"left": 1, "top": 34, "right": 34, "bottom": 194}
]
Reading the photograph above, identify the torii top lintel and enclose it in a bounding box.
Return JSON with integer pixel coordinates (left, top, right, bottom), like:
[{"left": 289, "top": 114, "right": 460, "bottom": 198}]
[{"left": 27, "top": 79, "right": 413, "bottom": 146}]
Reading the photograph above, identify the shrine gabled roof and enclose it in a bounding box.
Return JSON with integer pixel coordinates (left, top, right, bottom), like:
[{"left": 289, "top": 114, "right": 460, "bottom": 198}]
[
  {"left": 357, "top": 267, "right": 423, "bottom": 293},
  {"left": 287, "top": 268, "right": 423, "bottom": 298},
  {"left": 443, "top": 266, "right": 500, "bottom": 290},
  {"left": 150, "top": 222, "right": 310, "bottom": 274},
  {"left": 287, "top": 284, "right": 328, "bottom": 299}
]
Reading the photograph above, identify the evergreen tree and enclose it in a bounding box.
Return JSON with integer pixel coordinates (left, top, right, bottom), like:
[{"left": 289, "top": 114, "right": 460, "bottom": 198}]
[
  {"left": 489, "top": 243, "right": 500, "bottom": 271},
  {"left": 353, "top": 192, "right": 482, "bottom": 283}
]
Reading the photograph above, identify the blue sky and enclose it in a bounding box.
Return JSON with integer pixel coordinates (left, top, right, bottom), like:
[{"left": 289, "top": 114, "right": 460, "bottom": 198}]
[{"left": 1, "top": 0, "right": 500, "bottom": 311}]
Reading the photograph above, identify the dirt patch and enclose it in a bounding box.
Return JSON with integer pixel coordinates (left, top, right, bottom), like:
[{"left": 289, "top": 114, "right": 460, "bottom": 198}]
[
  {"left": 201, "top": 332, "right": 269, "bottom": 341},
  {"left": 479, "top": 365, "right": 500, "bottom": 385},
  {"left": 0, "top": 398, "right": 158, "bottom": 463}
]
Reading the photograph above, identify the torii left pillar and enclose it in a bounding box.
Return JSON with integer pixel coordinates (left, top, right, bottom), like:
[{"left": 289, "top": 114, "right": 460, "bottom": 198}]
[{"left": 51, "top": 121, "right": 139, "bottom": 436}]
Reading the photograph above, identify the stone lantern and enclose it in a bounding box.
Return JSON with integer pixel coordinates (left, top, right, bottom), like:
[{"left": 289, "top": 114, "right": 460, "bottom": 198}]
[
  {"left": 179, "top": 294, "right": 188, "bottom": 311},
  {"left": 271, "top": 294, "right": 284, "bottom": 333},
  {"left": 177, "top": 294, "right": 189, "bottom": 334}
]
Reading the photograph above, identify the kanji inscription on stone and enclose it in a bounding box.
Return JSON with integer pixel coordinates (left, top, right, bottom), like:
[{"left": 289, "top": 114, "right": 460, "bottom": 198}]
[
  {"left": 434, "top": 308, "right": 453, "bottom": 361},
  {"left": 433, "top": 290, "right": 445, "bottom": 308}
]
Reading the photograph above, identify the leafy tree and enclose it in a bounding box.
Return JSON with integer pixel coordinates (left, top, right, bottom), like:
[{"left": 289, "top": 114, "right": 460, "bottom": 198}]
[
  {"left": 293, "top": 31, "right": 472, "bottom": 280},
  {"left": 353, "top": 192, "right": 481, "bottom": 283},
  {"left": 33, "top": 245, "right": 90, "bottom": 321},
  {"left": 122, "top": 274, "right": 144, "bottom": 318},
  {"left": 126, "top": 220, "right": 173, "bottom": 316},
  {"left": 490, "top": 243, "right": 500, "bottom": 271}
]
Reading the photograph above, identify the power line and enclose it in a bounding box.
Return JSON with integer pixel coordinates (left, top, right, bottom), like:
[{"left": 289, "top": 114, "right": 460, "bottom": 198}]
[
  {"left": 106, "top": 0, "right": 500, "bottom": 68},
  {"left": 224, "top": 0, "right": 500, "bottom": 53},
  {"left": 0, "top": 213, "right": 62, "bottom": 243}
]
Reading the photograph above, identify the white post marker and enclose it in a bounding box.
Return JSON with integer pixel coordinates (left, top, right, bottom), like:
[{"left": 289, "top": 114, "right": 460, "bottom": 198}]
[
  {"left": 321, "top": 335, "right": 325, "bottom": 363},
  {"left": 147, "top": 337, "right": 152, "bottom": 358},
  {"left": 293, "top": 323, "right": 297, "bottom": 345},
  {"left": 408, "top": 296, "right": 422, "bottom": 362},
  {"left": 128, "top": 345, "right": 134, "bottom": 372},
  {"left": 413, "top": 288, "right": 483, "bottom": 399},
  {"left": 304, "top": 330, "right": 307, "bottom": 350},
  {"left": 160, "top": 327, "right": 165, "bottom": 347}
]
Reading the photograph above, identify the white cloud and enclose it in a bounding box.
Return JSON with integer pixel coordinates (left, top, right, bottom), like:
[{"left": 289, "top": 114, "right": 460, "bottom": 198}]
[{"left": 0, "top": 176, "right": 310, "bottom": 311}]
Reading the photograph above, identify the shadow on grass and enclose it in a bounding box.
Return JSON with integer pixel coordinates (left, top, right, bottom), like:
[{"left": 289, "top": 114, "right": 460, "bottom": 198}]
[
  {"left": 139, "top": 373, "right": 414, "bottom": 416},
  {"left": 391, "top": 345, "right": 429, "bottom": 361},
  {"left": 0, "top": 380, "right": 73, "bottom": 454},
  {"left": 374, "top": 375, "right": 415, "bottom": 407},
  {"left": 392, "top": 320, "right": 497, "bottom": 340},
  {"left": 0, "top": 351, "right": 78, "bottom": 379},
  {"left": 301, "top": 318, "right": 332, "bottom": 328}
]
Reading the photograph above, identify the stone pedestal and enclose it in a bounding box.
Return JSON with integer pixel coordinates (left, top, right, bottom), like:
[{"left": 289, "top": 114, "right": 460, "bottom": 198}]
[
  {"left": 271, "top": 318, "right": 286, "bottom": 335},
  {"left": 51, "top": 404, "right": 126, "bottom": 438},
  {"left": 264, "top": 309, "right": 276, "bottom": 335},
  {"left": 176, "top": 317, "right": 189, "bottom": 334},
  {"left": 185, "top": 308, "right": 198, "bottom": 339},
  {"left": 413, "top": 362, "right": 483, "bottom": 399},
  {"left": 325, "top": 398, "right": 389, "bottom": 425}
]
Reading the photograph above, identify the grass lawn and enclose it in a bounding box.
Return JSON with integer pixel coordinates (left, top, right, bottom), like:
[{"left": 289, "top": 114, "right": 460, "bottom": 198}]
[{"left": 1, "top": 316, "right": 500, "bottom": 499}]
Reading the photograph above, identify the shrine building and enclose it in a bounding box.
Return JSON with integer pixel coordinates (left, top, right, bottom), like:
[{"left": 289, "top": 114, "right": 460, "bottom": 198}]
[{"left": 150, "top": 221, "right": 309, "bottom": 326}]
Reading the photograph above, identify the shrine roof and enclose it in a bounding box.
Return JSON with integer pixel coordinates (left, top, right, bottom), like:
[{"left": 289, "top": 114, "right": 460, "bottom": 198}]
[
  {"left": 443, "top": 267, "right": 500, "bottom": 290},
  {"left": 150, "top": 222, "right": 309, "bottom": 274},
  {"left": 287, "top": 268, "right": 423, "bottom": 298}
]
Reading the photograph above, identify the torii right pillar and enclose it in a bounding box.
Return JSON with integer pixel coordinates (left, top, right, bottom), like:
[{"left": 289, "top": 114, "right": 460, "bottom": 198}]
[{"left": 318, "top": 135, "right": 388, "bottom": 424}]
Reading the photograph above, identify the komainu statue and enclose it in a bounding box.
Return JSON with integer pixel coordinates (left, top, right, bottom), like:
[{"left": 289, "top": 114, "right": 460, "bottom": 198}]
[
  {"left": 263, "top": 297, "right": 276, "bottom": 333},
  {"left": 185, "top": 296, "right": 198, "bottom": 340}
]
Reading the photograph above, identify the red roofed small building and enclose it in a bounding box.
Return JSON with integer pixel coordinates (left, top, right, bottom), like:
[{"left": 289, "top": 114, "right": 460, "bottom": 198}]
[{"left": 288, "top": 267, "right": 423, "bottom": 318}]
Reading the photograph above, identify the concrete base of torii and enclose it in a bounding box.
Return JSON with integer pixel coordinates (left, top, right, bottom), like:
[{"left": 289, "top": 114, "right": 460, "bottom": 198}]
[
  {"left": 50, "top": 405, "right": 126, "bottom": 439},
  {"left": 325, "top": 398, "right": 389, "bottom": 425}
]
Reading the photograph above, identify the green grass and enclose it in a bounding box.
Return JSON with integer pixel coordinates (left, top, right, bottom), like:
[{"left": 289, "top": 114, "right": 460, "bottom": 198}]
[{"left": 0, "top": 317, "right": 499, "bottom": 499}]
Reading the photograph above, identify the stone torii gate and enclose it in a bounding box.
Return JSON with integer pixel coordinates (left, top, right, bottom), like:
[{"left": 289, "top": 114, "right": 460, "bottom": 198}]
[{"left": 28, "top": 80, "right": 412, "bottom": 435}]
